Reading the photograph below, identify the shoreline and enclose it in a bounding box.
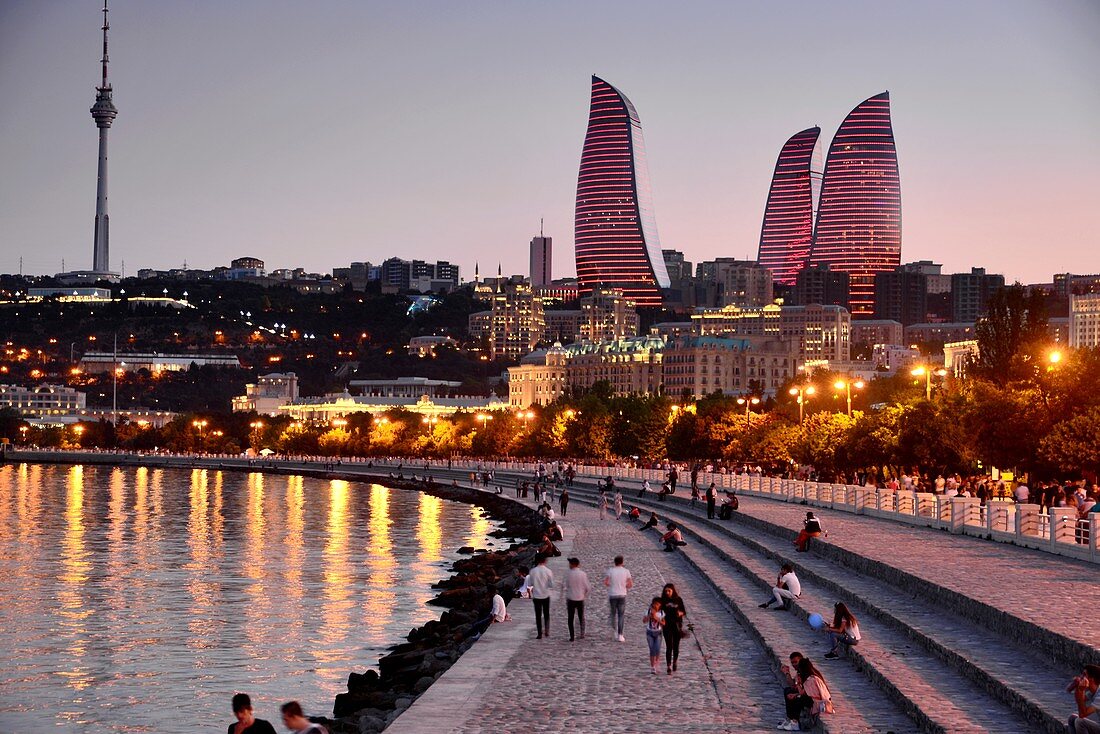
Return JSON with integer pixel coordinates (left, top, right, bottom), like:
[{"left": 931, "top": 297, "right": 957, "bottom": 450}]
[{"left": 2, "top": 450, "right": 545, "bottom": 734}]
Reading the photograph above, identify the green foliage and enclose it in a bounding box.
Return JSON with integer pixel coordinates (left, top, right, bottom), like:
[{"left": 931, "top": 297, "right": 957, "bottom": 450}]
[
  {"left": 975, "top": 286, "right": 1049, "bottom": 384},
  {"left": 1039, "top": 406, "right": 1100, "bottom": 478}
]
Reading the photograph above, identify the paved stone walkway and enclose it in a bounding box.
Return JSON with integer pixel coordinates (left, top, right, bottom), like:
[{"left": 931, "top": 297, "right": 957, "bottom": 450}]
[{"left": 390, "top": 492, "right": 917, "bottom": 734}]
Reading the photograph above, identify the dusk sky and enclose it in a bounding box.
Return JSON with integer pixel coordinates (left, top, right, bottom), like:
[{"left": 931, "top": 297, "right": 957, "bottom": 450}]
[{"left": 1, "top": 0, "right": 1098, "bottom": 284}]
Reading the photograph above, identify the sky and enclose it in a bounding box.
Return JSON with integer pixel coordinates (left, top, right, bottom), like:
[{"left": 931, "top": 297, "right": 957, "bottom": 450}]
[{"left": 1, "top": 1, "right": 1098, "bottom": 284}]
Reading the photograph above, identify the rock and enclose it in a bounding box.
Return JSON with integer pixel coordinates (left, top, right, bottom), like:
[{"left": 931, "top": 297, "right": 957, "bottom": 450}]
[
  {"left": 413, "top": 675, "right": 435, "bottom": 693},
  {"left": 394, "top": 697, "right": 414, "bottom": 710},
  {"left": 456, "top": 545, "right": 476, "bottom": 554}
]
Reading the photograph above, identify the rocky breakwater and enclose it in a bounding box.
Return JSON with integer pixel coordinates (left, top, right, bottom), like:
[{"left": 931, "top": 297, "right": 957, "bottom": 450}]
[{"left": 327, "top": 479, "right": 544, "bottom": 734}]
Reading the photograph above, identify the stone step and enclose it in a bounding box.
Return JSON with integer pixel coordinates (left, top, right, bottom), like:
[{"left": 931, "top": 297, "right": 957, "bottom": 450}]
[{"left": 558, "top": 484, "right": 1049, "bottom": 734}]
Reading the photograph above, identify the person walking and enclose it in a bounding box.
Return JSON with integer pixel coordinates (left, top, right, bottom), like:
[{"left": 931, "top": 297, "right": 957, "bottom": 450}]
[
  {"left": 229, "top": 694, "right": 277, "bottom": 734},
  {"left": 706, "top": 482, "right": 717, "bottom": 519},
  {"left": 603, "top": 555, "right": 633, "bottom": 641},
  {"left": 759, "top": 562, "right": 801, "bottom": 611},
  {"left": 564, "top": 557, "right": 591, "bottom": 641},
  {"left": 823, "top": 602, "right": 861, "bottom": 659},
  {"left": 614, "top": 491, "right": 623, "bottom": 519},
  {"left": 659, "top": 583, "right": 686, "bottom": 674},
  {"left": 528, "top": 554, "right": 554, "bottom": 639},
  {"left": 559, "top": 488, "right": 570, "bottom": 517},
  {"left": 597, "top": 491, "right": 609, "bottom": 520},
  {"left": 644, "top": 596, "right": 665, "bottom": 674}
]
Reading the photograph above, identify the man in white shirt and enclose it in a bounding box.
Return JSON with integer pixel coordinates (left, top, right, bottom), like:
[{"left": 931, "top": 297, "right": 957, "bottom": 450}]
[
  {"left": 1014, "top": 483, "right": 1030, "bottom": 503},
  {"left": 564, "top": 557, "right": 591, "bottom": 641},
  {"left": 527, "top": 555, "right": 554, "bottom": 639},
  {"left": 603, "top": 555, "right": 633, "bottom": 641},
  {"left": 490, "top": 592, "right": 509, "bottom": 623},
  {"left": 759, "top": 562, "right": 801, "bottom": 611}
]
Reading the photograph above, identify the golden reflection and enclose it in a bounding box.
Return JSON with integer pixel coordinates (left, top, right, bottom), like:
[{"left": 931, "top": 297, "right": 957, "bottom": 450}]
[
  {"left": 466, "top": 505, "right": 493, "bottom": 549},
  {"left": 0, "top": 467, "right": 12, "bottom": 535},
  {"left": 282, "top": 475, "right": 306, "bottom": 629},
  {"left": 17, "top": 463, "right": 43, "bottom": 546},
  {"left": 105, "top": 468, "right": 128, "bottom": 624},
  {"left": 187, "top": 469, "right": 218, "bottom": 645},
  {"left": 412, "top": 493, "right": 444, "bottom": 593},
  {"left": 316, "top": 480, "right": 353, "bottom": 664},
  {"left": 57, "top": 465, "right": 91, "bottom": 690},
  {"left": 133, "top": 466, "right": 149, "bottom": 557},
  {"left": 363, "top": 484, "right": 396, "bottom": 644},
  {"left": 150, "top": 469, "right": 165, "bottom": 542},
  {"left": 243, "top": 471, "right": 270, "bottom": 651}
]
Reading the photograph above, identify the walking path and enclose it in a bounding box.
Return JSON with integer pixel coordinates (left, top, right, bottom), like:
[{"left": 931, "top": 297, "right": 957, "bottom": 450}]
[{"left": 388, "top": 491, "right": 919, "bottom": 734}]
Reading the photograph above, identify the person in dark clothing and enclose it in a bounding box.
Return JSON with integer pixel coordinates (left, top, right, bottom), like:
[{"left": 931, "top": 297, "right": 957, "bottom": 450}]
[
  {"left": 706, "top": 482, "right": 717, "bottom": 519},
  {"left": 668, "top": 467, "right": 678, "bottom": 494},
  {"left": 659, "top": 583, "right": 686, "bottom": 674},
  {"left": 559, "top": 489, "right": 570, "bottom": 516},
  {"left": 794, "top": 511, "right": 825, "bottom": 552},
  {"left": 229, "top": 693, "right": 277, "bottom": 734},
  {"left": 639, "top": 511, "right": 659, "bottom": 531},
  {"left": 778, "top": 652, "right": 805, "bottom": 731}
]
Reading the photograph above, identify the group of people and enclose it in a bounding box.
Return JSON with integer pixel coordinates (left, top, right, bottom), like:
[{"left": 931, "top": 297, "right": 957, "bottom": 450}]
[
  {"left": 228, "top": 695, "right": 326, "bottom": 734},
  {"left": 505, "top": 553, "right": 693, "bottom": 675}
]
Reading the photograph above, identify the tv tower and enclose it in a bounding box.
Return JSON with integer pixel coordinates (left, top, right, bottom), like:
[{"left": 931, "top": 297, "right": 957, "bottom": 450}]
[{"left": 90, "top": 0, "right": 118, "bottom": 275}]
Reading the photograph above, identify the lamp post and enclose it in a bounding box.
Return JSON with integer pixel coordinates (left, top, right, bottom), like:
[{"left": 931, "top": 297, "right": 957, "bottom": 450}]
[
  {"left": 421, "top": 414, "right": 439, "bottom": 432},
  {"left": 516, "top": 410, "right": 535, "bottom": 430},
  {"left": 735, "top": 396, "right": 760, "bottom": 429},
  {"left": 332, "top": 417, "right": 348, "bottom": 429},
  {"left": 19, "top": 425, "right": 29, "bottom": 444},
  {"left": 192, "top": 419, "right": 208, "bottom": 452},
  {"left": 833, "top": 379, "right": 865, "bottom": 417},
  {"left": 911, "top": 366, "right": 947, "bottom": 400},
  {"left": 476, "top": 413, "right": 493, "bottom": 426},
  {"left": 788, "top": 385, "right": 815, "bottom": 424}
]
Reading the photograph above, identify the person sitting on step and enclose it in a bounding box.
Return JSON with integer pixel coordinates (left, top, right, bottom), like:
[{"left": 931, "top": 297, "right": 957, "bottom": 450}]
[
  {"left": 794, "top": 511, "right": 825, "bottom": 552},
  {"left": 660, "top": 522, "right": 687, "bottom": 552}
]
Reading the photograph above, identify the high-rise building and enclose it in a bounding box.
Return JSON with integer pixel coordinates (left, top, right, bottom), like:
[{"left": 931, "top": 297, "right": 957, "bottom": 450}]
[
  {"left": 530, "top": 232, "right": 552, "bottom": 288},
  {"left": 874, "top": 268, "right": 927, "bottom": 326},
  {"left": 695, "top": 259, "right": 774, "bottom": 308},
  {"left": 951, "top": 267, "right": 1004, "bottom": 323},
  {"left": 757, "top": 127, "right": 822, "bottom": 285},
  {"left": 809, "top": 92, "right": 902, "bottom": 317},
  {"left": 574, "top": 76, "right": 670, "bottom": 307},
  {"left": 1070, "top": 291, "right": 1100, "bottom": 349},
  {"left": 488, "top": 283, "right": 545, "bottom": 361},
  {"left": 789, "top": 265, "right": 850, "bottom": 309},
  {"left": 579, "top": 288, "right": 639, "bottom": 343}
]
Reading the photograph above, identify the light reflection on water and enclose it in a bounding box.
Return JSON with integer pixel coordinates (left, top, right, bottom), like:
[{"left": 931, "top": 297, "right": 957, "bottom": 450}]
[{"left": 0, "top": 465, "right": 502, "bottom": 733}]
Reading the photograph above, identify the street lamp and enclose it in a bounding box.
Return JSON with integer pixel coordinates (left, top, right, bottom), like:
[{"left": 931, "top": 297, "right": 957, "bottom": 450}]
[
  {"left": 833, "top": 379, "right": 865, "bottom": 417},
  {"left": 516, "top": 410, "right": 535, "bottom": 430},
  {"left": 476, "top": 413, "right": 493, "bottom": 425},
  {"left": 788, "top": 385, "right": 815, "bottom": 424},
  {"left": 192, "top": 419, "right": 208, "bottom": 448},
  {"left": 19, "top": 425, "right": 29, "bottom": 444},
  {"left": 736, "top": 396, "right": 760, "bottom": 428},
  {"left": 911, "top": 365, "right": 947, "bottom": 400},
  {"left": 332, "top": 418, "right": 348, "bottom": 429}
]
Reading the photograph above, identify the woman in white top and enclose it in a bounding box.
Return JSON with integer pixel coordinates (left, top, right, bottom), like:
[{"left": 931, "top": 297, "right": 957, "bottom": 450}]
[{"left": 824, "top": 602, "right": 861, "bottom": 659}]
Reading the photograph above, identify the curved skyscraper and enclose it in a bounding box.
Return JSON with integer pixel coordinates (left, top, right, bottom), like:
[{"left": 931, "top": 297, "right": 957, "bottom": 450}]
[
  {"left": 574, "top": 76, "right": 670, "bottom": 307},
  {"left": 757, "top": 126, "right": 822, "bottom": 286},
  {"left": 809, "top": 92, "right": 901, "bottom": 316}
]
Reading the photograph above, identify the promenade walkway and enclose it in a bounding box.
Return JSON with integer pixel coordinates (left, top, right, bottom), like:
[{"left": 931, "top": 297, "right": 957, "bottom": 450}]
[{"left": 389, "top": 490, "right": 920, "bottom": 734}]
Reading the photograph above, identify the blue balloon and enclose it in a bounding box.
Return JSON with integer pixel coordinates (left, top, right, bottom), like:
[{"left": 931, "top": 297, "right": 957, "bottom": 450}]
[{"left": 808, "top": 613, "right": 825, "bottom": 630}]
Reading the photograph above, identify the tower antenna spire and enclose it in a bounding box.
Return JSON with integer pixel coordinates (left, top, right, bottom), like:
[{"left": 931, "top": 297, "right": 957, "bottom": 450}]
[{"left": 100, "top": 0, "right": 110, "bottom": 89}]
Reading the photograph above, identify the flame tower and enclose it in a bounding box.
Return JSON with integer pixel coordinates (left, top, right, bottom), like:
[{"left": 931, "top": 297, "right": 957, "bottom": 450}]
[
  {"left": 574, "top": 76, "right": 670, "bottom": 307},
  {"left": 757, "top": 127, "right": 822, "bottom": 285},
  {"left": 90, "top": 0, "right": 118, "bottom": 276},
  {"left": 808, "top": 92, "right": 901, "bottom": 316}
]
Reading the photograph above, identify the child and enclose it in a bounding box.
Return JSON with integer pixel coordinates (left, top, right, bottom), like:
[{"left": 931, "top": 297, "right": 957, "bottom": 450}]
[{"left": 644, "top": 597, "right": 665, "bottom": 674}]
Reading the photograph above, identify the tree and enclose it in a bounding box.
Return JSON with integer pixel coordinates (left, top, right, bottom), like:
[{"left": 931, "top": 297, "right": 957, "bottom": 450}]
[
  {"left": 790, "top": 412, "right": 854, "bottom": 474},
  {"left": 896, "top": 401, "right": 972, "bottom": 476},
  {"left": 1039, "top": 406, "right": 1100, "bottom": 480},
  {"left": 975, "top": 286, "right": 1049, "bottom": 384}
]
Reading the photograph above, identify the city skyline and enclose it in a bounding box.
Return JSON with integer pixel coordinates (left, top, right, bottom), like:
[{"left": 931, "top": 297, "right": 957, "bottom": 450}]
[{"left": 1, "top": 1, "right": 1098, "bottom": 284}]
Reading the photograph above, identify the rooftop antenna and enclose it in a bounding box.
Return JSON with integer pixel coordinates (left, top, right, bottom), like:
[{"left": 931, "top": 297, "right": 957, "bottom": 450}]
[{"left": 540, "top": 217, "right": 544, "bottom": 237}]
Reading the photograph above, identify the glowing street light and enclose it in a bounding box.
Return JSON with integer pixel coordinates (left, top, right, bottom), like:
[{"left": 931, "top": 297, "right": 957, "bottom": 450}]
[
  {"left": 911, "top": 365, "right": 947, "bottom": 400},
  {"left": 789, "top": 385, "right": 815, "bottom": 424},
  {"left": 833, "top": 379, "right": 865, "bottom": 417},
  {"left": 332, "top": 418, "right": 348, "bottom": 429},
  {"left": 191, "top": 419, "right": 208, "bottom": 439},
  {"left": 516, "top": 410, "right": 535, "bottom": 430},
  {"left": 476, "top": 413, "right": 494, "bottom": 425},
  {"left": 736, "top": 396, "right": 760, "bottom": 428}
]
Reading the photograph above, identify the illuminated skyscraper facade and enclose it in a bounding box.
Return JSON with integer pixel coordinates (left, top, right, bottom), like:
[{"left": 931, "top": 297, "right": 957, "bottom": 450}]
[
  {"left": 809, "top": 92, "right": 902, "bottom": 317},
  {"left": 574, "top": 76, "right": 670, "bottom": 307},
  {"left": 757, "top": 127, "right": 821, "bottom": 285}
]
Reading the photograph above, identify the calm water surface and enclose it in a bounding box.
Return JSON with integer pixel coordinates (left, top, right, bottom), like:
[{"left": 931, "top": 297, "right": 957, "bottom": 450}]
[{"left": 0, "top": 464, "right": 502, "bottom": 733}]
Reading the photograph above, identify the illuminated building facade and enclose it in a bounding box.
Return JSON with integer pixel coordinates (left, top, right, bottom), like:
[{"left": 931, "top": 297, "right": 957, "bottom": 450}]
[
  {"left": 809, "top": 92, "right": 902, "bottom": 317},
  {"left": 757, "top": 127, "right": 822, "bottom": 285},
  {"left": 574, "top": 76, "right": 670, "bottom": 307}
]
